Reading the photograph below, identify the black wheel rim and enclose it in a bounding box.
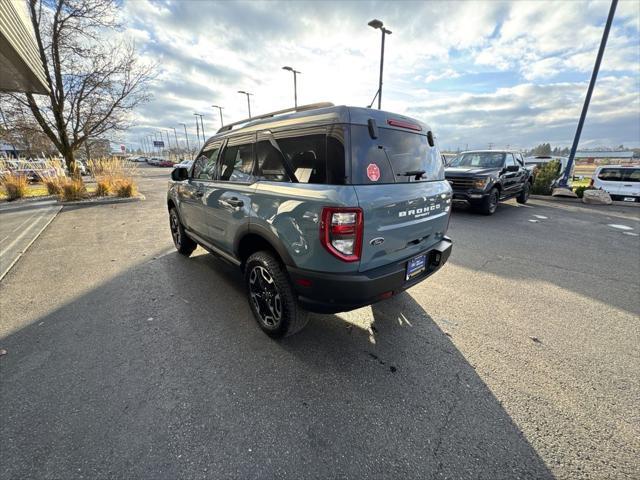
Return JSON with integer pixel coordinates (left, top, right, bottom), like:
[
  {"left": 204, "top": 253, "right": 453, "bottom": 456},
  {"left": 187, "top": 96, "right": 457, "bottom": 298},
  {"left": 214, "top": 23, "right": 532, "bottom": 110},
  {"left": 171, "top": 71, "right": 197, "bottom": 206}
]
[
  {"left": 489, "top": 191, "right": 498, "bottom": 212},
  {"left": 170, "top": 212, "right": 181, "bottom": 247},
  {"left": 249, "top": 265, "right": 282, "bottom": 328}
]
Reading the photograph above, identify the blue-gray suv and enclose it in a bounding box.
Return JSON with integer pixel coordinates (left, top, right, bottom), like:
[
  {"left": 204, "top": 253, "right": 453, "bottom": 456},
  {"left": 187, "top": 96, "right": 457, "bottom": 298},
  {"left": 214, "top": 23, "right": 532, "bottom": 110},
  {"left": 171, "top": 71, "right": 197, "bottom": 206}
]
[{"left": 168, "top": 103, "right": 452, "bottom": 337}]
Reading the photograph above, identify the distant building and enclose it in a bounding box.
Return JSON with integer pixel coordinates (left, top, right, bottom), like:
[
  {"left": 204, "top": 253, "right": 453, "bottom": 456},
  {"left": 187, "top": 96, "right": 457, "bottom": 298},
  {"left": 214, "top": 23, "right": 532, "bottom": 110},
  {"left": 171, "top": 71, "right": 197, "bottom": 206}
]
[
  {"left": 0, "top": 0, "right": 48, "bottom": 94},
  {"left": 575, "top": 151, "right": 635, "bottom": 163}
]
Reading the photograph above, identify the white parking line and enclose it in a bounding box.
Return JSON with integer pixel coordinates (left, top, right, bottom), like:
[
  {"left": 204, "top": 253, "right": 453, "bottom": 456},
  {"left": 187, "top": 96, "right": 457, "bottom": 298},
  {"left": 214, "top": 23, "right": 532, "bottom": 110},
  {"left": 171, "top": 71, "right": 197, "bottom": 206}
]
[
  {"left": 0, "top": 210, "right": 41, "bottom": 244},
  {"left": 607, "top": 224, "right": 634, "bottom": 231},
  {"left": 0, "top": 210, "right": 49, "bottom": 257}
]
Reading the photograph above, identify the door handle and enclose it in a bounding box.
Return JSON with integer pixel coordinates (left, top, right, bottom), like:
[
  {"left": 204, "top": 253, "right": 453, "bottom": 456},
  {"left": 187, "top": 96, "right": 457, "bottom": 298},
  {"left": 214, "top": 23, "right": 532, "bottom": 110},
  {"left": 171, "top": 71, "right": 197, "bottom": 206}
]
[{"left": 225, "top": 197, "right": 244, "bottom": 207}]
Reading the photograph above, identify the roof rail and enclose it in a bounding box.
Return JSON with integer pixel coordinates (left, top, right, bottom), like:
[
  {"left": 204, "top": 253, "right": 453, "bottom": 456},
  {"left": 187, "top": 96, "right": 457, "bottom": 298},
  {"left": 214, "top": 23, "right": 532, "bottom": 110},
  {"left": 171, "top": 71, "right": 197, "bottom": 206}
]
[{"left": 216, "top": 102, "right": 334, "bottom": 134}]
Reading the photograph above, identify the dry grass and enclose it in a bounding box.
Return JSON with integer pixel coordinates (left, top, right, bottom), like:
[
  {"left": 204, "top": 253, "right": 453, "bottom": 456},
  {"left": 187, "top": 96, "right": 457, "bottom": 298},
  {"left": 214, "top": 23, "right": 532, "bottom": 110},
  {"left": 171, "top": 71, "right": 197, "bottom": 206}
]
[
  {"left": 60, "top": 177, "right": 87, "bottom": 201},
  {"left": 0, "top": 172, "right": 28, "bottom": 201},
  {"left": 114, "top": 178, "right": 137, "bottom": 197},
  {"left": 95, "top": 179, "right": 112, "bottom": 197},
  {"left": 88, "top": 157, "right": 138, "bottom": 198},
  {"left": 43, "top": 177, "right": 64, "bottom": 195}
]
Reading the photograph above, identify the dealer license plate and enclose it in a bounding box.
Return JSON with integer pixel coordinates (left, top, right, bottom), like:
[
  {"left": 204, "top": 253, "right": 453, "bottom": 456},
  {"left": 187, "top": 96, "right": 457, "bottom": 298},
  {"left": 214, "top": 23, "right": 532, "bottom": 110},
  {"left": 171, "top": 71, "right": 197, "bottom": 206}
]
[{"left": 406, "top": 254, "right": 427, "bottom": 281}]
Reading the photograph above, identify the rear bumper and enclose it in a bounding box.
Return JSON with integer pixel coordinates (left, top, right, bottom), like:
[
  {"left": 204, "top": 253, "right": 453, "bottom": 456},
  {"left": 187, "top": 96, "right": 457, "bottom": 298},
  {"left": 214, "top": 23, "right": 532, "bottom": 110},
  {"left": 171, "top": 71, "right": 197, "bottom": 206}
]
[{"left": 288, "top": 237, "right": 452, "bottom": 314}]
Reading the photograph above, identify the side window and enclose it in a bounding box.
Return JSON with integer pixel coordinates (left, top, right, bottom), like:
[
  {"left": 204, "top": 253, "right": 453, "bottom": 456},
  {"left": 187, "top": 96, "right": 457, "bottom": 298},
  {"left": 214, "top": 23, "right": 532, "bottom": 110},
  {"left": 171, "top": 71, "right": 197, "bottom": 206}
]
[
  {"left": 254, "top": 139, "right": 290, "bottom": 182},
  {"left": 275, "top": 128, "right": 326, "bottom": 184},
  {"left": 506, "top": 154, "right": 517, "bottom": 167},
  {"left": 219, "top": 142, "right": 254, "bottom": 182},
  {"left": 326, "top": 125, "right": 347, "bottom": 185},
  {"left": 192, "top": 146, "right": 221, "bottom": 180},
  {"left": 516, "top": 153, "right": 524, "bottom": 166}
]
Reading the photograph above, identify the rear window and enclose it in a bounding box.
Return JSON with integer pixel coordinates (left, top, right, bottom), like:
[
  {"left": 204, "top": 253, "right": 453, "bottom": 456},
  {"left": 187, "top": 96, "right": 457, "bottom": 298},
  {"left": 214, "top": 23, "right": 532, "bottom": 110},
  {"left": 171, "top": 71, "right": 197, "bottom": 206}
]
[
  {"left": 350, "top": 125, "right": 444, "bottom": 184},
  {"left": 597, "top": 168, "right": 640, "bottom": 182}
]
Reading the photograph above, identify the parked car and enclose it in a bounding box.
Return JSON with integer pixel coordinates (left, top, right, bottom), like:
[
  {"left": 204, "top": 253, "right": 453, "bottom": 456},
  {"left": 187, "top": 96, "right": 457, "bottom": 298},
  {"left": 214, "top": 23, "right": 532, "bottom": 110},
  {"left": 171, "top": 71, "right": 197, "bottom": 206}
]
[
  {"left": 524, "top": 155, "right": 573, "bottom": 186},
  {"left": 591, "top": 165, "right": 640, "bottom": 202},
  {"left": 445, "top": 150, "right": 533, "bottom": 215},
  {"left": 175, "top": 159, "right": 193, "bottom": 170},
  {"left": 167, "top": 103, "right": 453, "bottom": 337},
  {"left": 159, "top": 160, "right": 175, "bottom": 167},
  {"left": 148, "top": 157, "right": 162, "bottom": 166}
]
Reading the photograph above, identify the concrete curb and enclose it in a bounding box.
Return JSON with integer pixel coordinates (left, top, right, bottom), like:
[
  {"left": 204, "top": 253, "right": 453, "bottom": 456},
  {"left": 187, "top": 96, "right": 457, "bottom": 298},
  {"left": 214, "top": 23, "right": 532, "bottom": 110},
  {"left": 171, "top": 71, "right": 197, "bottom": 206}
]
[
  {"left": 59, "top": 194, "right": 145, "bottom": 208},
  {"left": 530, "top": 195, "right": 640, "bottom": 208},
  {"left": 0, "top": 205, "right": 62, "bottom": 282}
]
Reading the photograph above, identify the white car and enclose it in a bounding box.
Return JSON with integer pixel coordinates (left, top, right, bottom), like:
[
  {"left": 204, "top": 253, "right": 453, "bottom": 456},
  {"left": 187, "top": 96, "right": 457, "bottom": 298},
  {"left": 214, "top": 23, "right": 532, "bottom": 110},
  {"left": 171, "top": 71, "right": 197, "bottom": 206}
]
[{"left": 591, "top": 165, "right": 640, "bottom": 202}]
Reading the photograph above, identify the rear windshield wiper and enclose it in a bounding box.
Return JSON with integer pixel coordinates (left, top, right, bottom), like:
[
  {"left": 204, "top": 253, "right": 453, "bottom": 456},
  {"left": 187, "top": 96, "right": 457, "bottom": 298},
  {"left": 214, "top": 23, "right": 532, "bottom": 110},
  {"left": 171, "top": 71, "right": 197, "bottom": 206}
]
[{"left": 397, "top": 170, "right": 426, "bottom": 180}]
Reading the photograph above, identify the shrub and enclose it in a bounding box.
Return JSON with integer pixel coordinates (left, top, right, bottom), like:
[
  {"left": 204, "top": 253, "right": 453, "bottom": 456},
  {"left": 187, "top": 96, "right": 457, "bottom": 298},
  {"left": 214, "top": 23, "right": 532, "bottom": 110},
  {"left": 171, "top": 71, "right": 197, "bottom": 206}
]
[
  {"left": 114, "top": 178, "right": 137, "bottom": 198},
  {"left": 44, "top": 178, "right": 64, "bottom": 195},
  {"left": 573, "top": 186, "right": 595, "bottom": 199},
  {"left": 531, "top": 160, "right": 561, "bottom": 195},
  {"left": 1, "top": 173, "right": 28, "bottom": 201},
  {"left": 60, "top": 178, "right": 87, "bottom": 201},
  {"left": 95, "top": 179, "right": 112, "bottom": 197}
]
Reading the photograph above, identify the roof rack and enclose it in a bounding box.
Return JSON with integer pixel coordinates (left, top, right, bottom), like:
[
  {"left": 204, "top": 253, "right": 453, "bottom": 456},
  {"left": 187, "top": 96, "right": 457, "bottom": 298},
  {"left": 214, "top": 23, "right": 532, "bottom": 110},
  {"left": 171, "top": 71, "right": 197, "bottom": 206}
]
[{"left": 216, "top": 102, "right": 334, "bottom": 134}]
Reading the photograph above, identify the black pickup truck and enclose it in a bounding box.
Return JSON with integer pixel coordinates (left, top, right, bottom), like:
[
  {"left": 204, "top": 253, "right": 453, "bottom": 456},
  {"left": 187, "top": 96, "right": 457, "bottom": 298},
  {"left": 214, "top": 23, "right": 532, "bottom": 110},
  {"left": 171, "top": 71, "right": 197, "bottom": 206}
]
[{"left": 445, "top": 150, "right": 533, "bottom": 215}]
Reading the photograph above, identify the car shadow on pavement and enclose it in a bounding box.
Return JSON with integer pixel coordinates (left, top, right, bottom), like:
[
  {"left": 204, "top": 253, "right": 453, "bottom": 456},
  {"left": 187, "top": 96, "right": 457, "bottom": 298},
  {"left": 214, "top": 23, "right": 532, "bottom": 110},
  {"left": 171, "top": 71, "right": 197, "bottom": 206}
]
[{"left": 0, "top": 251, "right": 554, "bottom": 479}]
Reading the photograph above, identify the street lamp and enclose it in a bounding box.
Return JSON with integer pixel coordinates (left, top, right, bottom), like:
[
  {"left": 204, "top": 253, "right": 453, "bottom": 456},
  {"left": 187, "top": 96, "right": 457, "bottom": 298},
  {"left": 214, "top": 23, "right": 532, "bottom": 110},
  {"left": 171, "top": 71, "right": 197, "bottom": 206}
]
[
  {"left": 179, "top": 123, "right": 191, "bottom": 157},
  {"left": 237, "top": 90, "right": 253, "bottom": 118},
  {"left": 368, "top": 19, "right": 392, "bottom": 110},
  {"left": 211, "top": 104, "right": 224, "bottom": 126},
  {"left": 194, "top": 113, "right": 205, "bottom": 142},
  {"left": 282, "top": 66, "right": 301, "bottom": 108}
]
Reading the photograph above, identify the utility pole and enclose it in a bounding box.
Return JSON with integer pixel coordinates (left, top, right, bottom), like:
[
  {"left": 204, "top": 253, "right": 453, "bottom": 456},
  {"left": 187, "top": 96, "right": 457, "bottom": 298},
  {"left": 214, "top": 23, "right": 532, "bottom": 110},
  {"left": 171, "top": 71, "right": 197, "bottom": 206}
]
[
  {"left": 558, "top": 0, "right": 618, "bottom": 188},
  {"left": 368, "top": 19, "right": 392, "bottom": 110},
  {"left": 173, "top": 127, "right": 179, "bottom": 158}
]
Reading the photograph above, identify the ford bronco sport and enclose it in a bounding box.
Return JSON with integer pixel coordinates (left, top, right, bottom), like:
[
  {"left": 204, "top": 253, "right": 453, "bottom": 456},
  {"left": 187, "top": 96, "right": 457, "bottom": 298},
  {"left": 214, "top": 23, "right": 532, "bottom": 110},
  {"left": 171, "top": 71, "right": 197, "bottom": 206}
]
[
  {"left": 168, "top": 103, "right": 452, "bottom": 337},
  {"left": 445, "top": 150, "right": 532, "bottom": 215}
]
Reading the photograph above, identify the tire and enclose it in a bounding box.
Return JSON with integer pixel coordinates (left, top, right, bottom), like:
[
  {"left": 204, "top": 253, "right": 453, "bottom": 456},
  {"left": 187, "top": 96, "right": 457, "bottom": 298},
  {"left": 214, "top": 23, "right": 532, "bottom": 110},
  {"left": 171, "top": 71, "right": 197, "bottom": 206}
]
[
  {"left": 169, "top": 208, "right": 197, "bottom": 256},
  {"left": 245, "top": 251, "right": 309, "bottom": 338},
  {"left": 478, "top": 187, "right": 499, "bottom": 215},
  {"left": 517, "top": 182, "right": 531, "bottom": 204}
]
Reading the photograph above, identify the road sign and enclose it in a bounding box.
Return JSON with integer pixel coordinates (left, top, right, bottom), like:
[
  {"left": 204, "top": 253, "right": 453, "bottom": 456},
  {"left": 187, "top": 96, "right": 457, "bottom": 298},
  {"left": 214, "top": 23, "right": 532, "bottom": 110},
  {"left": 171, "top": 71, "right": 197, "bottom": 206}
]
[
  {"left": 120, "top": 144, "right": 126, "bottom": 152},
  {"left": 153, "top": 141, "right": 165, "bottom": 148}
]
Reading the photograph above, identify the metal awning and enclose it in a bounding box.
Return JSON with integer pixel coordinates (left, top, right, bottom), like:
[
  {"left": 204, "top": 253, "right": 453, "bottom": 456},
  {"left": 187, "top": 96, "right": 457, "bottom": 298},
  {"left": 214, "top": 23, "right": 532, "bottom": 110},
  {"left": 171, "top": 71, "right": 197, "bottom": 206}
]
[{"left": 0, "top": 0, "right": 48, "bottom": 94}]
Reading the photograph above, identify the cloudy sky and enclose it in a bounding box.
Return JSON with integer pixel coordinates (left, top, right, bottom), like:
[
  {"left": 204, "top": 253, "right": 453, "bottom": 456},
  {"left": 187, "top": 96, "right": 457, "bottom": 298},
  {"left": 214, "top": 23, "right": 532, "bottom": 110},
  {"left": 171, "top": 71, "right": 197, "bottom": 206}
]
[{"left": 119, "top": 0, "right": 640, "bottom": 152}]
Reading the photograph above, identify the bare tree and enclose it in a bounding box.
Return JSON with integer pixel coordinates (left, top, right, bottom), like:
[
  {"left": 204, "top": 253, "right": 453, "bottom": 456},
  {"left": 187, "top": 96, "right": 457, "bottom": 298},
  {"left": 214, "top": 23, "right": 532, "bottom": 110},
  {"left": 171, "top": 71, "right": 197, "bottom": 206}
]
[{"left": 10, "top": 0, "right": 152, "bottom": 174}]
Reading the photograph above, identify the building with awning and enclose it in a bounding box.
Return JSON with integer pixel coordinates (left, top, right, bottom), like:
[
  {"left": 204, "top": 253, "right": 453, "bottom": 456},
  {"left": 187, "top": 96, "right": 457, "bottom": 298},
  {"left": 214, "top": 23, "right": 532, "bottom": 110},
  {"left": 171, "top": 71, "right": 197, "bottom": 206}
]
[{"left": 0, "top": 0, "right": 48, "bottom": 94}]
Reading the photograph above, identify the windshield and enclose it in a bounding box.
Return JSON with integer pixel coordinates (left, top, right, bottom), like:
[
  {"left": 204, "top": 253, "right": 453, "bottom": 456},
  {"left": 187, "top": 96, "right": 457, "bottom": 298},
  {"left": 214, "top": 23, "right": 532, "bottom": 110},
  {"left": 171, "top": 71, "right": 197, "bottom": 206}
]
[{"left": 450, "top": 152, "right": 505, "bottom": 168}]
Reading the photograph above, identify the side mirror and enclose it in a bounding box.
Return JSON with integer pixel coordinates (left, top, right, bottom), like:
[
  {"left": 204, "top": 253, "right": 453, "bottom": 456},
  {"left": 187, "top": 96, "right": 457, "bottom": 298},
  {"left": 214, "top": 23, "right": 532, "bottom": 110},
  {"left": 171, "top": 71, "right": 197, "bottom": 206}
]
[
  {"left": 505, "top": 165, "right": 519, "bottom": 172},
  {"left": 171, "top": 166, "right": 189, "bottom": 181}
]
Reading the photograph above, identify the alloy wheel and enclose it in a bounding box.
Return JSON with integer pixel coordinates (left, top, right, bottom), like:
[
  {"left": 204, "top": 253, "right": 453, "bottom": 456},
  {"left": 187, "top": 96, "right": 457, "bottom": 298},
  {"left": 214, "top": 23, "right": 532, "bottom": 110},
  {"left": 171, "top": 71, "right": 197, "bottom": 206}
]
[{"left": 248, "top": 265, "right": 282, "bottom": 328}]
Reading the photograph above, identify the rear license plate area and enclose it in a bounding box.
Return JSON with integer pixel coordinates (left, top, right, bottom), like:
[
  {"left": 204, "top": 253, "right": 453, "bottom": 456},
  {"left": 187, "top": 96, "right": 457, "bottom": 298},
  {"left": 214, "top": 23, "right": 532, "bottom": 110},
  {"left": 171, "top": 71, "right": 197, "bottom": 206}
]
[{"left": 406, "top": 254, "right": 427, "bottom": 281}]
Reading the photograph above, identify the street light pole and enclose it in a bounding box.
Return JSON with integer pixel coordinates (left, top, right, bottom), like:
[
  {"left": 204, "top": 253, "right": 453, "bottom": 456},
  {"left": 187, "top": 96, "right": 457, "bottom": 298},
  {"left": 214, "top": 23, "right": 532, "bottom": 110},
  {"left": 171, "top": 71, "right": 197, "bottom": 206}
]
[
  {"left": 193, "top": 113, "right": 201, "bottom": 148},
  {"left": 557, "top": 0, "right": 618, "bottom": 189},
  {"left": 368, "top": 19, "right": 392, "bottom": 110},
  {"left": 173, "top": 127, "right": 179, "bottom": 156},
  {"left": 211, "top": 105, "right": 224, "bottom": 127},
  {"left": 282, "top": 66, "right": 301, "bottom": 108},
  {"left": 179, "top": 123, "right": 191, "bottom": 158},
  {"left": 237, "top": 90, "right": 253, "bottom": 118}
]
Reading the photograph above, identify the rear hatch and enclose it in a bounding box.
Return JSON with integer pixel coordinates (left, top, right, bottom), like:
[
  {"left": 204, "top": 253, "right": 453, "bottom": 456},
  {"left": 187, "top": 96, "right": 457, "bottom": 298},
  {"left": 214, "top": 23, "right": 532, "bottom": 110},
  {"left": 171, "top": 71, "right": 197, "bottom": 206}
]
[{"left": 349, "top": 123, "right": 451, "bottom": 272}]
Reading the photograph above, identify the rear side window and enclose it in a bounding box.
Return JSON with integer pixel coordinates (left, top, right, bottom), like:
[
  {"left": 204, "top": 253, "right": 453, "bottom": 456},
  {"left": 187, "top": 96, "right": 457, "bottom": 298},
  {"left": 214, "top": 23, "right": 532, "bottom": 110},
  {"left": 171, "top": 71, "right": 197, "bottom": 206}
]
[
  {"left": 350, "top": 125, "right": 444, "bottom": 184},
  {"left": 275, "top": 127, "right": 326, "bottom": 184},
  {"left": 597, "top": 168, "right": 640, "bottom": 182},
  {"left": 220, "top": 142, "right": 254, "bottom": 182},
  {"left": 254, "top": 140, "right": 289, "bottom": 182}
]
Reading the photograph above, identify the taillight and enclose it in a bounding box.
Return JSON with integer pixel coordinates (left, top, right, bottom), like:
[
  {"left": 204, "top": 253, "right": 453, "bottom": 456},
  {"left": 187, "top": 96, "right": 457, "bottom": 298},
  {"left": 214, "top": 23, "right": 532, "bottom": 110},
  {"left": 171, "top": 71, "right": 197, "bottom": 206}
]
[{"left": 320, "top": 207, "right": 363, "bottom": 262}]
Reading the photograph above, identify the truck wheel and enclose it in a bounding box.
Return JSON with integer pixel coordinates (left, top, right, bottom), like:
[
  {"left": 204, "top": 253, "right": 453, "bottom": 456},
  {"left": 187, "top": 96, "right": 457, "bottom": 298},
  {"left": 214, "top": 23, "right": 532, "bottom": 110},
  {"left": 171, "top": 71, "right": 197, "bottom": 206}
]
[
  {"left": 245, "top": 251, "right": 309, "bottom": 338},
  {"left": 169, "top": 208, "right": 197, "bottom": 256},
  {"left": 517, "top": 182, "right": 531, "bottom": 204},
  {"left": 479, "top": 188, "right": 499, "bottom": 215}
]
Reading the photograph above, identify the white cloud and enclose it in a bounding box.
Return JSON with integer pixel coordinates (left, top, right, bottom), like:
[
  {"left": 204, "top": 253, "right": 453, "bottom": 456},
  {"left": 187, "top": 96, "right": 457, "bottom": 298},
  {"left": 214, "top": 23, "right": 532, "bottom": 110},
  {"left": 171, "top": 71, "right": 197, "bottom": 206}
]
[{"left": 117, "top": 0, "right": 640, "bottom": 150}]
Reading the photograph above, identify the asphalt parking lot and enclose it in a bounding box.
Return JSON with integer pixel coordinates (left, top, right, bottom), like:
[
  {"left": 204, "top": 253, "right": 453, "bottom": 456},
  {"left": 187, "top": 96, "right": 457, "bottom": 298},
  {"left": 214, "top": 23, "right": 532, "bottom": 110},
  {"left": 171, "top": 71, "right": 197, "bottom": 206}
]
[{"left": 1, "top": 166, "right": 638, "bottom": 479}]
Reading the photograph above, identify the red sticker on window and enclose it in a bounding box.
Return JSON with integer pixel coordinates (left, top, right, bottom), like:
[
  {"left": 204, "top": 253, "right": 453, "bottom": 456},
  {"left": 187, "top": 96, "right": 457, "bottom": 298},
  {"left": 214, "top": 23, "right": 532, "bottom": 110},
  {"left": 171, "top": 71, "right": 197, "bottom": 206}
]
[{"left": 367, "top": 163, "right": 381, "bottom": 182}]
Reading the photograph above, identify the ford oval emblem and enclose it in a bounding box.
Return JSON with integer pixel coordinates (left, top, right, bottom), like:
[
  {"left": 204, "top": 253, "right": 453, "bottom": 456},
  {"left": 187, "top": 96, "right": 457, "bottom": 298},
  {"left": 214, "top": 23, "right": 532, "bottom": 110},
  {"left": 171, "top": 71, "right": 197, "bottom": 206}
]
[{"left": 370, "top": 237, "right": 385, "bottom": 246}]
